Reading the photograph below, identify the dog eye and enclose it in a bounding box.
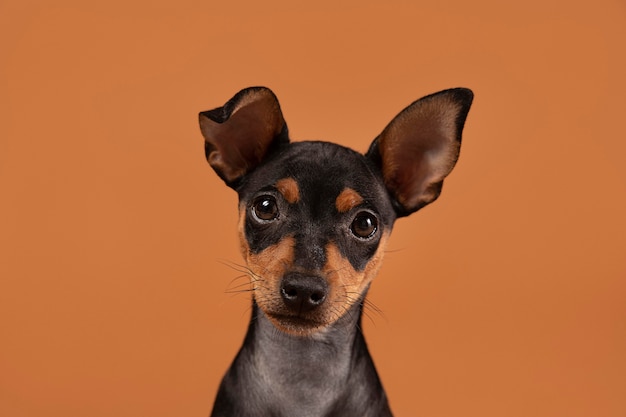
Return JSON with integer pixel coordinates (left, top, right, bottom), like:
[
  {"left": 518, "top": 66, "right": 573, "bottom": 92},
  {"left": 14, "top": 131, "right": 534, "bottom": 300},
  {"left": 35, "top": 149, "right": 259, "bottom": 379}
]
[
  {"left": 350, "top": 212, "right": 378, "bottom": 239},
  {"left": 252, "top": 195, "right": 279, "bottom": 221}
]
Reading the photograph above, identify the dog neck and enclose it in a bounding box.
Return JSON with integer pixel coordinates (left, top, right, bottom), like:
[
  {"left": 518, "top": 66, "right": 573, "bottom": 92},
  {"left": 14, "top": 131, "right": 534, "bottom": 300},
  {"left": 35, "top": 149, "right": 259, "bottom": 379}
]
[
  {"left": 251, "top": 299, "right": 361, "bottom": 383},
  {"left": 212, "top": 300, "right": 392, "bottom": 417}
]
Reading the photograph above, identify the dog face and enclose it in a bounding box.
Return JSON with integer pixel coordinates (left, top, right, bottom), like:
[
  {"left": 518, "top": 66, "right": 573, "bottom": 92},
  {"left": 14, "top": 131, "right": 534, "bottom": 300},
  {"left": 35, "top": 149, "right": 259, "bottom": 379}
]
[
  {"left": 199, "top": 87, "right": 472, "bottom": 335},
  {"left": 235, "top": 141, "right": 396, "bottom": 334}
]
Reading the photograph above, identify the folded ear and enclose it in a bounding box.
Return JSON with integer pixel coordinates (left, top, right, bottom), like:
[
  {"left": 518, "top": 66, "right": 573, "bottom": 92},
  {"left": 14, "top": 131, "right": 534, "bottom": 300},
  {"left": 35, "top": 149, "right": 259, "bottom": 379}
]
[
  {"left": 366, "top": 88, "right": 473, "bottom": 216},
  {"left": 199, "top": 87, "right": 289, "bottom": 188}
]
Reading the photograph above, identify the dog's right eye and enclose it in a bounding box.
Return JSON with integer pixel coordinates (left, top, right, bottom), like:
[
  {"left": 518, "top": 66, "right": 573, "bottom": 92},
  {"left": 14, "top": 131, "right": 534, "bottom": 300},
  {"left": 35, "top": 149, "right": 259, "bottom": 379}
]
[{"left": 252, "top": 195, "right": 279, "bottom": 221}]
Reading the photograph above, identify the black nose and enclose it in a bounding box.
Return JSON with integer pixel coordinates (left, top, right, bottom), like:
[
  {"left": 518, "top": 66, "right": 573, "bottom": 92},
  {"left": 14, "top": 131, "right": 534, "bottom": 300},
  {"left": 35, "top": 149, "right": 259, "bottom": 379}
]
[{"left": 280, "top": 273, "right": 328, "bottom": 313}]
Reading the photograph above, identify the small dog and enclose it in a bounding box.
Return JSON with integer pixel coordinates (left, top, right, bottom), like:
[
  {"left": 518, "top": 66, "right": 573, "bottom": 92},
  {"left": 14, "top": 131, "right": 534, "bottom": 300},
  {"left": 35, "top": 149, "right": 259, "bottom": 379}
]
[{"left": 199, "top": 86, "right": 473, "bottom": 417}]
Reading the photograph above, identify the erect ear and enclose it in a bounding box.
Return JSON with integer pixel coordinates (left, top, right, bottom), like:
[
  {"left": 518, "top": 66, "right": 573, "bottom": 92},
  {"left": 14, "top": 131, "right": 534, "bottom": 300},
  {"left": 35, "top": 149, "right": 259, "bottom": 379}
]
[
  {"left": 366, "top": 88, "right": 473, "bottom": 217},
  {"left": 199, "top": 87, "right": 289, "bottom": 188}
]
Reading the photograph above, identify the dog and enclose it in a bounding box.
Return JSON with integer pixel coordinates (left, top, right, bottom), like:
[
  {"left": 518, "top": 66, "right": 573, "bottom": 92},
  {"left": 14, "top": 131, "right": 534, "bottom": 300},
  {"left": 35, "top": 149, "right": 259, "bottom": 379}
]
[{"left": 199, "top": 86, "right": 473, "bottom": 416}]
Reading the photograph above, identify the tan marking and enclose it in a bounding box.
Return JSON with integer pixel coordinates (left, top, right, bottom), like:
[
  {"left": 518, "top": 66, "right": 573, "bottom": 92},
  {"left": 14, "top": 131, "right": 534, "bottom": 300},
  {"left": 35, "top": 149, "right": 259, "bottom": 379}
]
[
  {"left": 275, "top": 177, "right": 300, "bottom": 204},
  {"left": 238, "top": 207, "right": 294, "bottom": 286},
  {"left": 238, "top": 206, "right": 296, "bottom": 321},
  {"left": 323, "top": 232, "right": 390, "bottom": 322},
  {"left": 335, "top": 187, "right": 364, "bottom": 213},
  {"left": 247, "top": 237, "right": 295, "bottom": 297}
]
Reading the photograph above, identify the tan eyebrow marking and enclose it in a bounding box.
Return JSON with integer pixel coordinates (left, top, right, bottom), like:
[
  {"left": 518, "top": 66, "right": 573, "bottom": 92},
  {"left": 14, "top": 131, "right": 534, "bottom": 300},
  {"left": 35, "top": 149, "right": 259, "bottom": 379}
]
[
  {"left": 335, "top": 187, "right": 364, "bottom": 213},
  {"left": 275, "top": 177, "right": 300, "bottom": 204}
]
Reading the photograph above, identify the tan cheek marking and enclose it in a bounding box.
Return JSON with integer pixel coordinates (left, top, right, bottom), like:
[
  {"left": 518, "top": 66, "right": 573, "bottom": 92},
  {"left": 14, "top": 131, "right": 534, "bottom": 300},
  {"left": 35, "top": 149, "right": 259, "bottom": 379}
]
[
  {"left": 335, "top": 187, "right": 364, "bottom": 213},
  {"left": 323, "top": 233, "right": 389, "bottom": 316},
  {"left": 247, "top": 237, "right": 295, "bottom": 297},
  {"left": 238, "top": 207, "right": 295, "bottom": 308},
  {"left": 275, "top": 177, "right": 300, "bottom": 204}
]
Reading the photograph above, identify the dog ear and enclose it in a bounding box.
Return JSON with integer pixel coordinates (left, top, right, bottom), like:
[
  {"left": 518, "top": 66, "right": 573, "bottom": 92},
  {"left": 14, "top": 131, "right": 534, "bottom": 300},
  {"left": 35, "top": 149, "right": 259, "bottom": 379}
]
[
  {"left": 199, "top": 87, "right": 289, "bottom": 188},
  {"left": 366, "top": 88, "right": 473, "bottom": 217}
]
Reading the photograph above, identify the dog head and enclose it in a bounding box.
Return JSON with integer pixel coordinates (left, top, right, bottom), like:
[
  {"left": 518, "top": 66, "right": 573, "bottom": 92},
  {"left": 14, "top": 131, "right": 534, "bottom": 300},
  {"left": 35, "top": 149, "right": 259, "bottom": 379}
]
[{"left": 199, "top": 87, "right": 472, "bottom": 335}]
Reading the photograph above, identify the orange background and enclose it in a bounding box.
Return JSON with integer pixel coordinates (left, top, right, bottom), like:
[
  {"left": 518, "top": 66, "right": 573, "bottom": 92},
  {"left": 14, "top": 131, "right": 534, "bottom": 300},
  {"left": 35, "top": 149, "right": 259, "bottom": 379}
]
[{"left": 1, "top": 1, "right": 625, "bottom": 416}]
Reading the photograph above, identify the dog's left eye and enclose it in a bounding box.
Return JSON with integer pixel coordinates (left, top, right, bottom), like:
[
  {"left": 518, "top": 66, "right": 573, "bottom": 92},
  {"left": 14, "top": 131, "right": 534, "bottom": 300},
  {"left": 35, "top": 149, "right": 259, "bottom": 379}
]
[
  {"left": 350, "top": 211, "right": 378, "bottom": 239},
  {"left": 252, "top": 195, "right": 279, "bottom": 221}
]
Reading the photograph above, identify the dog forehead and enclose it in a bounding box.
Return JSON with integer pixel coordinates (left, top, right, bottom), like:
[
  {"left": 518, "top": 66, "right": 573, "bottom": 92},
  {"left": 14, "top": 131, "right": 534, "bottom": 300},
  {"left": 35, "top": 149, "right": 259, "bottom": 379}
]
[{"left": 241, "top": 141, "right": 383, "bottom": 201}]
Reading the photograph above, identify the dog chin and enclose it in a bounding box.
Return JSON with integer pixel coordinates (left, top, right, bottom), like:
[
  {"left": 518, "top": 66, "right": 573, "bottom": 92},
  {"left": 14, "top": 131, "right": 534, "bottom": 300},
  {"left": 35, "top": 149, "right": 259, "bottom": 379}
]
[{"left": 266, "top": 313, "right": 330, "bottom": 337}]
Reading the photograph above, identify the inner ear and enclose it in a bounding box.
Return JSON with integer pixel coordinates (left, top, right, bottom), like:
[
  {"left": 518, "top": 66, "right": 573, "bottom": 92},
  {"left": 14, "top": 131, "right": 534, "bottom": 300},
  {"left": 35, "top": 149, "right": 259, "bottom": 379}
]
[
  {"left": 199, "top": 87, "right": 289, "bottom": 188},
  {"left": 367, "top": 88, "right": 473, "bottom": 216}
]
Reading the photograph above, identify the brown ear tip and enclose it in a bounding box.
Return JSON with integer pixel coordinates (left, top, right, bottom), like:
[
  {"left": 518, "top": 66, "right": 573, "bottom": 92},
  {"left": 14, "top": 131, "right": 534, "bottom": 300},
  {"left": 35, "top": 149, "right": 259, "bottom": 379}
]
[
  {"left": 232, "top": 86, "right": 278, "bottom": 104},
  {"left": 198, "top": 87, "right": 278, "bottom": 126},
  {"left": 446, "top": 87, "right": 474, "bottom": 106},
  {"left": 446, "top": 88, "right": 473, "bottom": 136},
  {"left": 199, "top": 108, "right": 226, "bottom": 124},
  {"left": 418, "top": 87, "right": 474, "bottom": 113},
  {"left": 245, "top": 86, "right": 275, "bottom": 94}
]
